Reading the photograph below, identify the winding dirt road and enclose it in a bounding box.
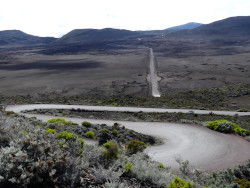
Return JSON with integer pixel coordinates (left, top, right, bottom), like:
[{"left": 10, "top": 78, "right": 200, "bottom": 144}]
[
  {"left": 5, "top": 104, "right": 250, "bottom": 171},
  {"left": 6, "top": 104, "right": 250, "bottom": 116}
]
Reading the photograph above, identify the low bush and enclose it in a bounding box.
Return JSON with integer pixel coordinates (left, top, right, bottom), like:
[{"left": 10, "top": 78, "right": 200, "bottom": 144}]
[
  {"left": 82, "top": 121, "right": 91, "bottom": 127},
  {"left": 56, "top": 131, "right": 84, "bottom": 156},
  {"left": 112, "top": 129, "right": 118, "bottom": 136},
  {"left": 113, "top": 122, "right": 119, "bottom": 128},
  {"left": 124, "top": 162, "right": 132, "bottom": 173},
  {"left": 207, "top": 120, "right": 234, "bottom": 133},
  {"left": 103, "top": 141, "right": 119, "bottom": 160},
  {"left": 235, "top": 178, "right": 250, "bottom": 188},
  {"left": 102, "top": 128, "right": 110, "bottom": 133},
  {"left": 207, "top": 120, "right": 249, "bottom": 136},
  {"left": 46, "top": 128, "right": 57, "bottom": 134},
  {"left": 168, "top": 176, "right": 193, "bottom": 188},
  {"left": 0, "top": 118, "right": 71, "bottom": 187},
  {"left": 130, "top": 152, "right": 174, "bottom": 186},
  {"left": 22, "top": 130, "right": 29, "bottom": 135},
  {"left": 126, "top": 140, "right": 146, "bottom": 154},
  {"left": 47, "top": 118, "right": 73, "bottom": 125},
  {"left": 86, "top": 131, "right": 95, "bottom": 139},
  {"left": 57, "top": 131, "right": 78, "bottom": 142},
  {"left": 158, "top": 163, "right": 166, "bottom": 170}
]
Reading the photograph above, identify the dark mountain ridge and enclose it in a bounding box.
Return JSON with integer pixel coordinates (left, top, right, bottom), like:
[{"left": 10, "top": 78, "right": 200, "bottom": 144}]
[
  {"left": 138, "top": 22, "right": 203, "bottom": 35},
  {"left": 0, "top": 30, "right": 56, "bottom": 45},
  {"left": 166, "top": 22, "right": 202, "bottom": 30},
  {"left": 166, "top": 16, "right": 250, "bottom": 39},
  {"left": 56, "top": 28, "right": 142, "bottom": 44},
  {"left": 1, "top": 16, "right": 250, "bottom": 46}
]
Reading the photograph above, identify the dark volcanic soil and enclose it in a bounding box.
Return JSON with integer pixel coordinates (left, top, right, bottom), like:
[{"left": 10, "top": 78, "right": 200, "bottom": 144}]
[{"left": 0, "top": 36, "right": 250, "bottom": 97}]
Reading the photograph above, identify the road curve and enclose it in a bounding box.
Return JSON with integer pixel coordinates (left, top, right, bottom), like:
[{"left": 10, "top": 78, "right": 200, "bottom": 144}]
[
  {"left": 5, "top": 104, "right": 250, "bottom": 171},
  {"left": 147, "top": 48, "right": 161, "bottom": 97},
  {"left": 5, "top": 104, "right": 250, "bottom": 116}
]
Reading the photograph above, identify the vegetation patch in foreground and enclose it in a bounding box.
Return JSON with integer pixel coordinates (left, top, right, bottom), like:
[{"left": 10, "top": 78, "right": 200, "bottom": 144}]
[
  {"left": 168, "top": 176, "right": 193, "bottom": 188},
  {"left": 1, "top": 111, "right": 250, "bottom": 187},
  {"left": 207, "top": 120, "right": 250, "bottom": 136},
  {"left": 2, "top": 83, "right": 250, "bottom": 110},
  {"left": 47, "top": 118, "right": 76, "bottom": 125}
]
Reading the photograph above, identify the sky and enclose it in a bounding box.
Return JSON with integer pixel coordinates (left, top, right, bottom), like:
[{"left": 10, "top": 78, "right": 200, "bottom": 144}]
[{"left": 0, "top": 0, "right": 249, "bottom": 38}]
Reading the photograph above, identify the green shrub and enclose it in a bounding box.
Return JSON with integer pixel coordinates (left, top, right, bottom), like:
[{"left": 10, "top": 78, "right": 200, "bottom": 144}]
[
  {"left": 22, "top": 131, "right": 29, "bottom": 135},
  {"left": 126, "top": 140, "right": 146, "bottom": 154},
  {"left": 207, "top": 120, "right": 234, "bottom": 133},
  {"left": 207, "top": 120, "right": 249, "bottom": 136},
  {"left": 235, "top": 178, "right": 250, "bottom": 188},
  {"left": 102, "top": 128, "right": 110, "bottom": 133},
  {"left": 57, "top": 131, "right": 78, "bottom": 142},
  {"left": 46, "top": 128, "right": 57, "bottom": 134},
  {"left": 78, "top": 138, "right": 84, "bottom": 147},
  {"left": 47, "top": 129, "right": 84, "bottom": 148},
  {"left": 112, "top": 129, "right": 118, "bottom": 136},
  {"left": 124, "top": 162, "right": 132, "bottom": 173},
  {"left": 86, "top": 131, "right": 95, "bottom": 139},
  {"left": 234, "top": 127, "right": 248, "bottom": 136},
  {"left": 57, "top": 131, "right": 84, "bottom": 154},
  {"left": 158, "top": 163, "right": 166, "bottom": 170},
  {"left": 47, "top": 118, "right": 73, "bottom": 125},
  {"left": 168, "top": 176, "right": 193, "bottom": 188},
  {"left": 113, "top": 122, "right": 119, "bottom": 127},
  {"left": 82, "top": 121, "right": 91, "bottom": 127},
  {"left": 103, "top": 141, "right": 119, "bottom": 160}
]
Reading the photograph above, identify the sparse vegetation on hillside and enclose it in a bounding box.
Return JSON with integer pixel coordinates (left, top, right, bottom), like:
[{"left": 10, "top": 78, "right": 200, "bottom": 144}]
[
  {"left": 1, "top": 107, "right": 250, "bottom": 187},
  {"left": 26, "top": 108, "right": 250, "bottom": 141},
  {"left": 126, "top": 140, "right": 147, "bottom": 154},
  {"left": 46, "top": 119, "right": 159, "bottom": 146},
  {"left": 93, "top": 83, "right": 250, "bottom": 110},
  {"left": 1, "top": 83, "right": 250, "bottom": 110},
  {"left": 47, "top": 118, "right": 76, "bottom": 125}
]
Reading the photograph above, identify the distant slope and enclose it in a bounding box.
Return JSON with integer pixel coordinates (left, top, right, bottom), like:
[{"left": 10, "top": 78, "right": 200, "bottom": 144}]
[
  {"left": 166, "top": 16, "right": 250, "bottom": 39},
  {"left": 166, "top": 22, "right": 202, "bottom": 31},
  {"left": 56, "top": 28, "right": 142, "bottom": 44},
  {"left": 0, "top": 30, "right": 56, "bottom": 45},
  {"left": 139, "top": 22, "right": 202, "bottom": 35}
]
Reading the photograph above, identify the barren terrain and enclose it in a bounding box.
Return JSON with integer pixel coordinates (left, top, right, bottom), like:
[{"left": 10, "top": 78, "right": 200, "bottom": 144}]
[
  {"left": 1, "top": 38, "right": 250, "bottom": 99},
  {"left": 0, "top": 46, "right": 149, "bottom": 96},
  {"left": 156, "top": 43, "right": 250, "bottom": 94}
]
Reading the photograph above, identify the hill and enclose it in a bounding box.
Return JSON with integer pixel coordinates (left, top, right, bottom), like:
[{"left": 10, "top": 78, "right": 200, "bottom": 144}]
[
  {"left": 139, "top": 22, "right": 202, "bottom": 35},
  {"left": 56, "top": 28, "right": 142, "bottom": 44},
  {"left": 166, "top": 16, "right": 250, "bottom": 39},
  {"left": 0, "top": 30, "right": 56, "bottom": 45},
  {"left": 166, "top": 22, "right": 202, "bottom": 31}
]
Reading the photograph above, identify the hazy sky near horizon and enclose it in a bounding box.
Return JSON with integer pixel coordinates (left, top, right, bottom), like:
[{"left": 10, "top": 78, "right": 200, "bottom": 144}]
[{"left": 0, "top": 0, "right": 249, "bottom": 37}]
